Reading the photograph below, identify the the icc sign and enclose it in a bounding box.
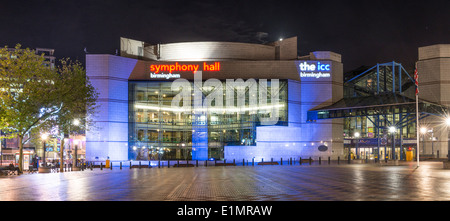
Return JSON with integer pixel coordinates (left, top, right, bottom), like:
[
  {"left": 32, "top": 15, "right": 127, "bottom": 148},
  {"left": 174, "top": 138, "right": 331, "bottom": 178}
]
[{"left": 296, "top": 61, "right": 331, "bottom": 79}]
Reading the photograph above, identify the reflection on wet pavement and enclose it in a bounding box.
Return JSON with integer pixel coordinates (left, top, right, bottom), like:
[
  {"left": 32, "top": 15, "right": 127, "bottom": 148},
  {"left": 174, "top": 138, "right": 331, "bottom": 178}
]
[{"left": 1, "top": 162, "right": 449, "bottom": 201}]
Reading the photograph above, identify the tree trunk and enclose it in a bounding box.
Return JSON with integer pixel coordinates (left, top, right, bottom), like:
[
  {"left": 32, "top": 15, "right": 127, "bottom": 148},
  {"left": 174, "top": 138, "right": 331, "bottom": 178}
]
[
  {"left": 60, "top": 137, "right": 65, "bottom": 172},
  {"left": 18, "top": 134, "right": 23, "bottom": 174}
]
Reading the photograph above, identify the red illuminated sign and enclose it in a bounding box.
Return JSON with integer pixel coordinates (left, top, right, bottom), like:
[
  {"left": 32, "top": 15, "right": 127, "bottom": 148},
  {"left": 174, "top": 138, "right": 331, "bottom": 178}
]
[{"left": 150, "top": 62, "right": 220, "bottom": 74}]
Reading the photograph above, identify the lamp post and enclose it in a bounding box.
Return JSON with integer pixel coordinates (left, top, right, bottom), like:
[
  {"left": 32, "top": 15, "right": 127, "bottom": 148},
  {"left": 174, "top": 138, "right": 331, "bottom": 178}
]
[
  {"left": 389, "top": 126, "right": 396, "bottom": 160},
  {"left": 41, "top": 133, "right": 48, "bottom": 167},
  {"left": 429, "top": 128, "right": 435, "bottom": 157},
  {"left": 72, "top": 119, "right": 80, "bottom": 168},
  {"left": 446, "top": 118, "right": 450, "bottom": 161},
  {"left": 74, "top": 140, "right": 79, "bottom": 167},
  {"left": 420, "top": 127, "right": 427, "bottom": 156},
  {"left": 354, "top": 132, "right": 360, "bottom": 160}
]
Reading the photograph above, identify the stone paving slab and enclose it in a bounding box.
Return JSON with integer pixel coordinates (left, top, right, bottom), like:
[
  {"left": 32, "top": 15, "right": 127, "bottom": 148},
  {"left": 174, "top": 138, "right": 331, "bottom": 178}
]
[{"left": 0, "top": 161, "right": 449, "bottom": 201}]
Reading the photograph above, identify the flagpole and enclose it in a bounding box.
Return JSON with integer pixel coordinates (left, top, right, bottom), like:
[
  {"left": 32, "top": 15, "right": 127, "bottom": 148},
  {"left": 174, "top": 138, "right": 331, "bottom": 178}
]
[
  {"left": 416, "top": 91, "right": 420, "bottom": 167},
  {"left": 415, "top": 63, "right": 420, "bottom": 167}
]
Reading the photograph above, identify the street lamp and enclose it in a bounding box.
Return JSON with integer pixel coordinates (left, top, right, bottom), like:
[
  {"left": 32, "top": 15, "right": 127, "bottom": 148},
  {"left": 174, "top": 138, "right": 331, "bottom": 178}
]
[
  {"left": 420, "top": 127, "right": 427, "bottom": 155},
  {"left": 389, "top": 126, "right": 396, "bottom": 160},
  {"left": 71, "top": 119, "right": 80, "bottom": 168},
  {"left": 429, "top": 128, "right": 435, "bottom": 157},
  {"left": 74, "top": 139, "right": 79, "bottom": 167},
  {"left": 354, "top": 132, "right": 360, "bottom": 160},
  {"left": 41, "top": 133, "right": 48, "bottom": 167},
  {"left": 388, "top": 126, "right": 396, "bottom": 133},
  {"left": 446, "top": 117, "right": 450, "bottom": 161}
]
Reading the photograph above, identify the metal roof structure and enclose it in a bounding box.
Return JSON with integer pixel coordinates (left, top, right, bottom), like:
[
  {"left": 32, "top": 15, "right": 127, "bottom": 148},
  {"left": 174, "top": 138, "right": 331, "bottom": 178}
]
[{"left": 308, "top": 61, "right": 448, "bottom": 125}]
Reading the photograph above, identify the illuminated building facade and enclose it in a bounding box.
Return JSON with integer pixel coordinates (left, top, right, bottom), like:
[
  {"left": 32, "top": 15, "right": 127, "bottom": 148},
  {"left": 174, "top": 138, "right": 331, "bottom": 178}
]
[{"left": 86, "top": 37, "right": 344, "bottom": 161}]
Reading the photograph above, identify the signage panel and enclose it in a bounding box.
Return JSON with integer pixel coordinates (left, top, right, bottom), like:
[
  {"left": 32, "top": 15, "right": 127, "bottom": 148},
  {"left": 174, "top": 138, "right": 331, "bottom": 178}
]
[
  {"left": 149, "top": 62, "right": 220, "bottom": 79},
  {"left": 296, "top": 61, "right": 332, "bottom": 79}
]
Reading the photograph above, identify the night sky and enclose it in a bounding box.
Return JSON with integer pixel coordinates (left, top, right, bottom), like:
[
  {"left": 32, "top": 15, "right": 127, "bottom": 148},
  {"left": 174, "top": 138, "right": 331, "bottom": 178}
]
[{"left": 1, "top": 0, "right": 449, "bottom": 72}]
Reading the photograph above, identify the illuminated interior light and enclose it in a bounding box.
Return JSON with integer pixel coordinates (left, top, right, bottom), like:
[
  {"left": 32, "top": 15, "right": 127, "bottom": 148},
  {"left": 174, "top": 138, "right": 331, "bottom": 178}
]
[
  {"left": 134, "top": 103, "right": 284, "bottom": 113},
  {"left": 389, "top": 126, "right": 396, "bottom": 133}
]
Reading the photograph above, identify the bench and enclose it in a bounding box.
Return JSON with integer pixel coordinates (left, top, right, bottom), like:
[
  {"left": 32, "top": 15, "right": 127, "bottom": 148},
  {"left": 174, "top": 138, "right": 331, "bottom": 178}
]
[
  {"left": 215, "top": 163, "right": 237, "bottom": 166},
  {"left": 0, "top": 166, "right": 19, "bottom": 175},
  {"left": 300, "top": 158, "right": 314, "bottom": 164},
  {"left": 0, "top": 168, "right": 9, "bottom": 176},
  {"left": 28, "top": 166, "right": 38, "bottom": 174}
]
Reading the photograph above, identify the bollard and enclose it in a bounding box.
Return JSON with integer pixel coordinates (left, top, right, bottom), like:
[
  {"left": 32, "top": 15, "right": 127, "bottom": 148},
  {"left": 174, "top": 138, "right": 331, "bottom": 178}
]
[
  {"left": 101, "top": 162, "right": 103, "bottom": 170},
  {"left": 294, "top": 158, "right": 296, "bottom": 165},
  {"left": 281, "top": 158, "right": 283, "bottom": 165},
  {"left": 205, "top": 160, "right": 208, "bottom": 167},
  {"left": 168, "top": 160, "right": 170, "bottom": 168},
  {"left": 120, "top": 162, "right": 122, "bottom": 170},
  {"left": 348, "top": 155, "right": 351, "bottom": 164},
  {"left": 338, "top": 156, "right": 340, "bottom": 165},
  {"left": 158, "top": 160, "right": 161, "bottom": 168},
  {"left": 252, "top": 158, "right": 254, "bottom": 166},
  {"left": 271, "top": 158, "right": 273, "bottom": 163},
  {"left": 328, "top": 157, "right": 331, "bottom": 165},
  {"left": 319, "top": 157, "right": 321, "bottom": 165},
  {"left": 309, "top": 157, "right": 312, "bottom": 165},
  {"left": 290, "top": 157, "right": 292, "bottom": 165},
  {"left": 365, "top": 156, "right": 368, "bottom": 164},
  {"left": 139, "top": 161, "right": 142, "bottom": 169},
  {"left": 111, "top": 162, "right": 113, "bottom": 170},
  {"left": 90, "top": 163, "right": 93, "bottom": 171},
  {"left": 233, "top": 159, "right": 235, "bottom": 165},
  {"left": 299, "top": 157, "right": 302, "bottom": 165},
  {"left": 224, "top": 159, "right": 226, "bottom": 166},
  {"left": 177, "top": 160, "right": 180, "bottom": 167},
  {"left": 243, "top": 159, "right": 245, "bottom": 166},
  {"left": 149, "top": 161, "right": 151, "bottom": 168},
  {"left": 196, "top": 160, "right": 198, "bottom": 167}
]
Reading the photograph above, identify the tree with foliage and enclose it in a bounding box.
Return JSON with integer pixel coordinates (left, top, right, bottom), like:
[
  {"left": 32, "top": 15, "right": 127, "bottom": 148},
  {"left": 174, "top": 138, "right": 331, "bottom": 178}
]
[
  {"left": 0, "top": 45, "right": 99, "bottom": 173},
  {"left": 0, "top": 45, "right": 62, "bottom": 173},
  {"left": 47, "top": 58, "right": 98, "bottom": 172}
]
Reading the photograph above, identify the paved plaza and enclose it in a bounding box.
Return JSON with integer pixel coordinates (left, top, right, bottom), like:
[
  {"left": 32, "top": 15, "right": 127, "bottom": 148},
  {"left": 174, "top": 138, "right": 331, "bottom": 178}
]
[{"left": 1, "top": 161, "right": 450, "bottom": 201}]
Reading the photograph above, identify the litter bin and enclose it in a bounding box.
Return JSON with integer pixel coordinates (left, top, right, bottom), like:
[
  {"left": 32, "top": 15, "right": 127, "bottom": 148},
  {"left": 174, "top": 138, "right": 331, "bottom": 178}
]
[
  {"left": 406, "top": 150, "right": 413, "bottom": 161},
  {"left": 105, "top": 159, "right": 110, "bottom": 168}
]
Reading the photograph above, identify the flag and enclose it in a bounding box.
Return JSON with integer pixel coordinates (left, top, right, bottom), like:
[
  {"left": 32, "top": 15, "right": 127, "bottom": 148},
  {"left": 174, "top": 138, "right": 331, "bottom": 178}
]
[{"left": 414, "top": 68, "right": 419, "bottom": 96}]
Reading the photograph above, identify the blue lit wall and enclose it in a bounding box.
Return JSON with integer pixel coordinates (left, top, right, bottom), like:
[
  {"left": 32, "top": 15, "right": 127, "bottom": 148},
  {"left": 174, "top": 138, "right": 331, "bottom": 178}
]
[
  {"left": 191, "top": 113, "right": 209, "bottom": 160},
  {"left": 86, "top": 55, "right": 137, "bottom": 161}
]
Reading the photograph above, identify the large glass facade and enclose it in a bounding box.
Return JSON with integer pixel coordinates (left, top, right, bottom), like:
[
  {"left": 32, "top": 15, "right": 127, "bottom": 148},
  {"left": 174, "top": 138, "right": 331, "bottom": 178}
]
[{"left": 128, "top": 80, "right": 288, "bottom": 160}]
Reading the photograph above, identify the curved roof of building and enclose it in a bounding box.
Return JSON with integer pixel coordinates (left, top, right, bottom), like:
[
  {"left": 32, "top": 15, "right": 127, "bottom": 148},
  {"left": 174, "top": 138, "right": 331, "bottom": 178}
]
[{"left": 120, "top": 36, "right": 298, "bottom": 61}]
